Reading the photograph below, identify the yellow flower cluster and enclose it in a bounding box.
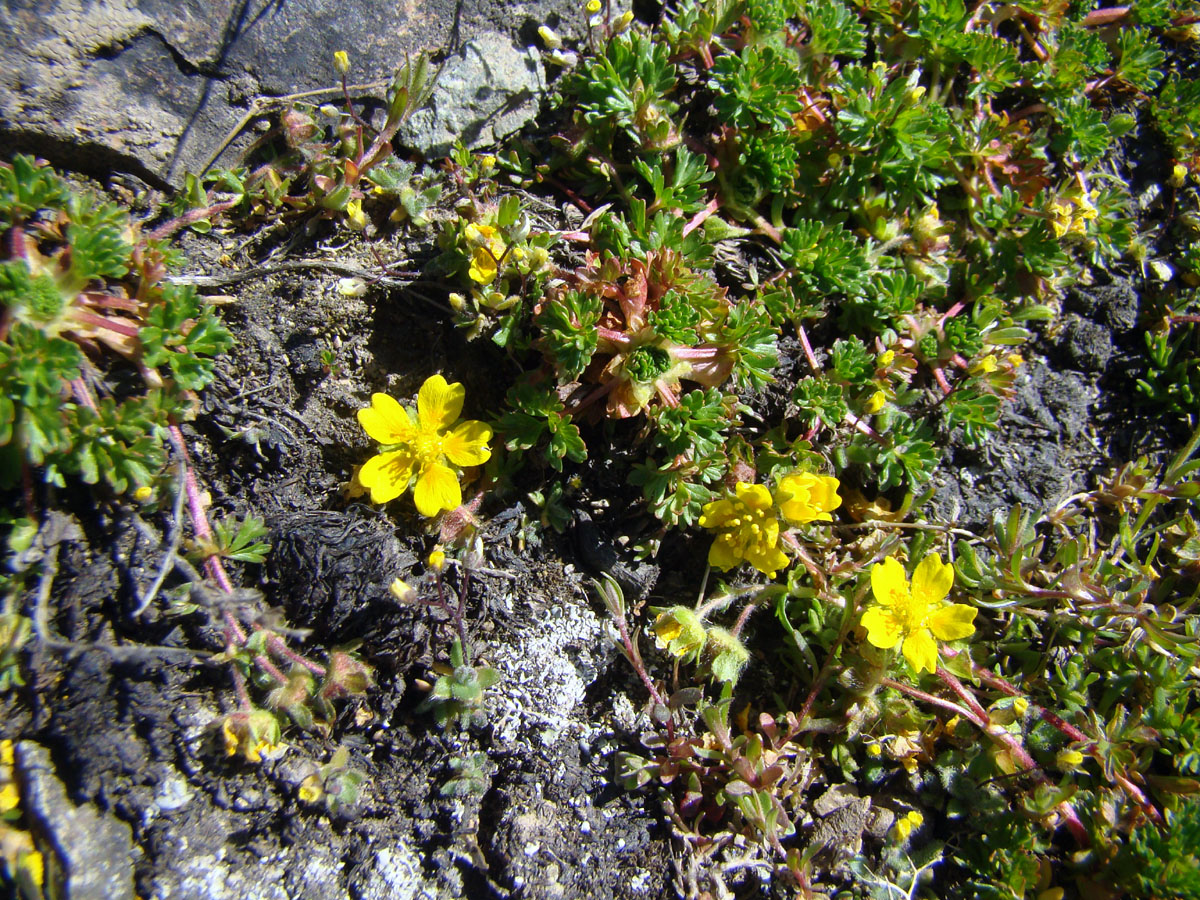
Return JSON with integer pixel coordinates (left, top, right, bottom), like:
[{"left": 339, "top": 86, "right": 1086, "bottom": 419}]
[
  {"left": 220, "top": 709, "right": 283, "bottom": 764},
  {"left": 699, "top": 473, "right": 841, "bottom": 578},
  {"left": 1049, "top": 191, "right": 1098, "bottom": 238},
  {"left": 860, "top": 554, "right": 977, "bottom": 673},
  {"left": 357, "top": 375, "right": 493, "bottom": 517},
  {"left": 1, "top": 740, "right": 46, "bottom": 893},
  {"left": 465, "top": 223, "right": 507, "bottom": 285},
  {"left": 891, "top": 809, "right": 925, "bottom": 842}
]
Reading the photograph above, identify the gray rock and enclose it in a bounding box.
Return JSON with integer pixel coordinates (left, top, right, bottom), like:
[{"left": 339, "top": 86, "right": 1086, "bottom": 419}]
[
  {"left": 349, "top": 844, "right": 438, "bottom": 900},
  {"left": 811, "top": 783, "right": 861, "bottom": 818},
  {"left": 0, "top": 1, "right": 555, "bottom": 186},
  {"left": 14, "top": 741, "right": 135, "bottom": 900},
  {"left": 399, "top": 32, "right": 545, "bottom": 158}
]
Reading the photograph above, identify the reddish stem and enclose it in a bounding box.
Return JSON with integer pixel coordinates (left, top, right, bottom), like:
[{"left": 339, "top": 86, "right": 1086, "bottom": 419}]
[
  {"left": 796, "top": 325, "right": 820, "bottom": 372},
  {"left": 936, "top": 666, "right": 990, "bottom": 723},
  {"left": 254, "top": 654, "right": 289, "bottom": 686},
  {"left": 264, "top": 631, "right": 326, "bottom": 677},
  {"left": 73, "top": 311, "right": 141, "bottom": 338},
  {"left": 682, "top": 197, "right": 720, "bottom": 238},
  {"left": 1081, "top": 6, "right": 1129, "bottom": 26},
  {"left": 148, "top": 199, "right": 241, "bottom": 242},
  {"left": 166, "top": 425, "right": 245, "bottom": 647}
]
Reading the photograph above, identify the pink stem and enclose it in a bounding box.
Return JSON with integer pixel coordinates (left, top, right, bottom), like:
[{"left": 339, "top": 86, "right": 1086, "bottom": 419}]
[
  {"left": 682, "top": 197, "right": 720, "bottom": 237},
  {"left": 166, "top": 425, "right": 245, "bottom": 645},
  {"left": 936, "top": 666, "right": 990, "bottom": 723},
  {"left": 73, "top": 311, "right": 141, "bottom": 338},
  {"left": 148, "top": 199, "right": 240, "bottom": 241},
  {"left": 932, "top": 366, "right": 954, "bottom": 395},
  {"left": 1081, "top": 6, "right": 1129, "bottom": 25},
  {"left": 69, "top": 378, "right": 99, "bottom": 412},
  {"left": 254, "top": 654, "right": 289, "bottom": 686},
  {"left": 796, "top": 325, "right": 820, "bottom": 372},
  {"left": 882, "top": 677, "right": 985, "bottom": 726},
  {"left": 886, "top": 673, "right": 1091, "bottom": 846},
  {"left": 264, "top": 631, "right": 326, "bottom": 677}
]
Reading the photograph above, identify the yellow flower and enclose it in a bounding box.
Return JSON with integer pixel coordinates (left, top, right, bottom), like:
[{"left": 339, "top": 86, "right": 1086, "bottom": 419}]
[
  {"left": 651, "top": 606, "right": 707, "bottom": 659},
  {"left": 0, "top": 781, "right": 19, "bottom": 814},
  {"left": 775, "top": 472, "right": 841, "bottom": 525},
  {"left": 864, "top": 390, "right": 887, "bottom": 414},
  {"left": 860, "top": 554, "right": 977, "bottom": 674},
  {"left": 427, "top": 546, "right": 446, "bottom": 572},
  {"left": 18, "top": 849, "right": 44, "bottom": 890},
  {"left": 586, "top": 0, "right": 601, "bottom": 11},
  {"left": 345, "top": 198, "right": 367, "bottom": 232},
  {"left": 298, "top": 774, "right": 325, "bottom": 804},
  {"left": 333, "top": 50, "right": 350, "bottom": 75},
  {"left": 891, "top": 809, "right": 925, "bottom": 842},
  {"left": 699, "top": 483, "right": 789, "bottom": 577},
  {"left": 971, "top": 354, "right": 998, "bottom": 375},
  {"left": 357, "top": 375, "right": 493, "bottom": 517},
  {"left": 465, "top": 224, "right": 506, "bottom": 285}
]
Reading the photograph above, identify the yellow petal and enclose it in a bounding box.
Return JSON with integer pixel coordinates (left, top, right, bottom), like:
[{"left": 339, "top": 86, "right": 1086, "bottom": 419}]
[
  {"left": 860, "top": 606, "right": 901, "bottom": 649},
  {"left": 902, "top": 628, "right": 939, "bottom": 674},
  {"left": 776, "top": 473, "right": 842, "bottom": 524},
  {"left": 417, "top": 375, "right": 465, "bottom": 434},
  {"left": 747, "top": 543, "right": 789, "bottom": 578},
  {"left": 735, "top": 482, "right": 774, "bottom": 511},
  {"left": 871, "top": 557, "right": 909, "bottom": 608},
  {"left": 358, "top": 450, "right": 415, "bottom": 504},
  {"left": 708, "top": 535, "right": 740, "bottom": 571},
  {"left": 358, "top": 393, "right": 415, "bottom": 444},
  {"left": 815, "top": 475, "right": 842, "bottom": 514},
  {"left": 412, "top": 462, "right": 462, "bottom": 517},
  {"left": 469, "top": 248, "right": 498, "bottom": 285},
  {"left": 699, "top": 498, "right": 735, "bottom": 529},
  {"left": 927, "top": 603, "right": 977, "bottom": 641},
  {"left": 912, "top": 554, "right": 955, "bottom": 606},
  {"left": 444, "top": 419, "right": 493, "bottom": 467}
]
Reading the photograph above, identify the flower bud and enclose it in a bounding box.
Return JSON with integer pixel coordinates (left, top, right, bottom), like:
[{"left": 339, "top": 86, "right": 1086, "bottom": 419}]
[
  {"left": 389, "top": 577, "right": 416, "bottom": 603},
  {"left": 650, "top": 607, "right": 707, "bottom": 659},
  {"left": 1055, "top": 748, "right": 1085, "bottom": 771},
  {"left": 705, "top": 627, "right": 749, "bottom": 685},
  {"left": 321, "top": 651, "right": 374, "bottom": 699},
  {"left": 538, "top": 25, "right": 563, "bottom": 49},
  {"left": 864, "top": 390, "right": 886, "bottom": 414},
  {"left": 333, "top": 50, "right": 350, "bottom": 76},
  {"left": 428, "top": 546, "right": 446, "bottom": 572}
]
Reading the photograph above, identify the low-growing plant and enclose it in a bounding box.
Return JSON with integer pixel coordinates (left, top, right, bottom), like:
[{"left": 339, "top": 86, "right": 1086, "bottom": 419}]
[{"left": 0, "top": 155, "right": 232, "bottom": 496}]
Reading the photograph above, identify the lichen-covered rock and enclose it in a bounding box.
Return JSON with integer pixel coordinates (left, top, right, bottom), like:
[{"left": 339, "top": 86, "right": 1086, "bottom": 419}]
[{"left": 399, "top": 32, "right": 546, "bottom": 158}]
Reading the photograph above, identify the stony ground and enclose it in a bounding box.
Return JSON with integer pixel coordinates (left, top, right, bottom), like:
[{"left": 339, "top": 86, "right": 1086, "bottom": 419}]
[{"left": 1, "top": 4, "right": 1189, "bottom": 900}]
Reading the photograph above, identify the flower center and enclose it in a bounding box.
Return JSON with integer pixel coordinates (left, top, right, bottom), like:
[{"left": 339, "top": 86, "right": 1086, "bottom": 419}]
[
  {"left": 727, "top": 501, "right": 774, "bottom": 548},
  {"left": 414, "top": 431, "right": 444, "bottom": 464},
  {"left": 893, "top": 593, "right": 927, "bottom": 634}
]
